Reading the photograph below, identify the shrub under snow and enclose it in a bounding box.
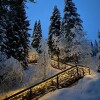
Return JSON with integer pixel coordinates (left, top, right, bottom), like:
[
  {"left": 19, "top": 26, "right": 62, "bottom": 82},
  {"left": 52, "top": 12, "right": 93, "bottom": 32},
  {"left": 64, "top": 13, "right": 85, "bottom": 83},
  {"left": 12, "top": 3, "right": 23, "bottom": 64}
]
[{"left": 0, "top": 52, "right": 23, "bottom": 92}]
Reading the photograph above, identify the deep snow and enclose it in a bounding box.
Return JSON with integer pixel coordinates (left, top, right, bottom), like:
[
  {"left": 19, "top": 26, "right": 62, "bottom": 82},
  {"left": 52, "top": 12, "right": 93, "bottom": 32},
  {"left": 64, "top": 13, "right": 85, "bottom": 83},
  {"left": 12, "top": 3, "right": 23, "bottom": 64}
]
[{"left": 39, "top": 69, "right": 100, "bottom": 100}]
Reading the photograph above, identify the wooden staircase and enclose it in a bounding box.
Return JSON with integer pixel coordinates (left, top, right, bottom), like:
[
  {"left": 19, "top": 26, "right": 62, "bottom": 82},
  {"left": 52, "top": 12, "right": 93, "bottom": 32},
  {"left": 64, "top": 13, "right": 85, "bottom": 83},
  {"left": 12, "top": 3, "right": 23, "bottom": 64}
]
[{"left": 4, "top": 64, "right": 90, "bottom": 100}]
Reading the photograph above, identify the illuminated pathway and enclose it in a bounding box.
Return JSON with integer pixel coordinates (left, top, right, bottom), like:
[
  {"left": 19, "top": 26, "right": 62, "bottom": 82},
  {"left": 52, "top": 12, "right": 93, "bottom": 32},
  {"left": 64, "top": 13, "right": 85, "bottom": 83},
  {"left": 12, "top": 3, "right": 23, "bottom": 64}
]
[{"left": 4, "top": 64, "right": 90, "bottom": 100}]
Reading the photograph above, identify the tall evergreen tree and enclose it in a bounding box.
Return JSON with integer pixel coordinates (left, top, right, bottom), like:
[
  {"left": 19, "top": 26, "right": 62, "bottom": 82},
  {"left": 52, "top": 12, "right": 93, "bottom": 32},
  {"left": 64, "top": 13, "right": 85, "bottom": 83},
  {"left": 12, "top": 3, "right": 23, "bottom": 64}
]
[
  {"left": 0, "top": 0, "right": 10, "bottom": 51},
  {"left": 31, "top": 20, "right": 42, "bottom": 53},
  {"left": 97, "top": 31, "right": 100, "bottom": 72},
  {"left": 32, "top": 21, "right": 37, "bottom": 38},
  {"left": 37, "top": 20, "right": 42, "bottom": 53},
  {"left": 31, "top": 21, "right": 38, "bottom": 48},
  {"left": 0, "top": 0, "right": 30, "bottom": 69},
  {"left": 94, "top": 40, "right": 98, "bottom": 56},
  {"left": 91, "top": 41, "right": 94, "bottom": 56},
  {"left": 10, "top": 0, "right": 30, "bottom": 68},
  {"left": 48, "top": 5, "right": 61, "bottom": 56},
  {"left": 62, "top": 0, "right": 83, "bottom": 63},
  {"left": 62, "top": 0, "right": 83, "bottom": 38},
  {"left": 91, "top": 40, "right": 98, "bottom": 56},
  {"left": 37, "top": 20, "right": 42, "bottom": 41}
]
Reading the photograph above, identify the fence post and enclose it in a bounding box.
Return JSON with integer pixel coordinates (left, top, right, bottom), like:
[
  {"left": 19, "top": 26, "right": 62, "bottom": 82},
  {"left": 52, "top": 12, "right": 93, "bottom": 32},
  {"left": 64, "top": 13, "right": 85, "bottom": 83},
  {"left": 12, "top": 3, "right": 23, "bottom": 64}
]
[
  {"left": 88, "top": 68, "right": 90, "bottom": 75},
  {"left": 57, "top": 75, "right": 59, "bottom": 89},
  {"left": 27, "top": 89, "right": 32, "bottom": 100},
  {"left": 82, "top": 68, "right": 85, "bottom": 76},
  {"left": 76, "top": 66, "right": 79, "bottom": 78}
]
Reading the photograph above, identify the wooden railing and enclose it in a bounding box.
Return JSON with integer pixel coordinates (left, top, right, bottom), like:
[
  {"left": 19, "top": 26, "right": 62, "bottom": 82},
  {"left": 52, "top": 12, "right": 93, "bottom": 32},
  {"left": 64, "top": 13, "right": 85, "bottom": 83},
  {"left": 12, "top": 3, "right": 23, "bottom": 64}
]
[{"left": 4, "top": 65, "right": 90, "bottom": 100}]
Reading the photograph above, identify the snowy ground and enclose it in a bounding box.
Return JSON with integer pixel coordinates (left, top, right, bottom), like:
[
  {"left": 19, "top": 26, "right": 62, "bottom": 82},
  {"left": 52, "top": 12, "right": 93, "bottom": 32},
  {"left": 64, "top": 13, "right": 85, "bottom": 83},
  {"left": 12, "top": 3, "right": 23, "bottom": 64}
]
[
  {"left": 39, "top": 58, "right": 100, "bottom": 100},
  {"left": 39, "top": 71, "right": 100, "bottom": 100},
  {"left": 39, "top": 57, "right": 100, "bottom": 100},
  {"left": 22, "top": 63, "right": 60, "bottom": 87},
  {"left": 0, "top": 63, "right": 60, "bottom": 99},
  {"left": 0, "top": 50, "right": 99, "bottom": 100}
]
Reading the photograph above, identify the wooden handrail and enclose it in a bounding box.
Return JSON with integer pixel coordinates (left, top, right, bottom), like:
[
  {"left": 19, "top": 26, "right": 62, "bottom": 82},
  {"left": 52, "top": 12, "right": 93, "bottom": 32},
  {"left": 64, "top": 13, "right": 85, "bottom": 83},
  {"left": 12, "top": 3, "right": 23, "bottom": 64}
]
[
  {"left": 4, "top": 64, "right": 90, "bottom": 100},
  {"left": 4, "top": 66, "right": 76, "bottom": 100}
]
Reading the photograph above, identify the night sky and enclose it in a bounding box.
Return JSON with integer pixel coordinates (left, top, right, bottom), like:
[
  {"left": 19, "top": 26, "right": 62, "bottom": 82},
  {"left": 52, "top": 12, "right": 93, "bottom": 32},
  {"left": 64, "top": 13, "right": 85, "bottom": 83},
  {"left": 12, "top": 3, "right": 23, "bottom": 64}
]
[{"left": 26, "top": 0, "right": 100, "bottom": 42}]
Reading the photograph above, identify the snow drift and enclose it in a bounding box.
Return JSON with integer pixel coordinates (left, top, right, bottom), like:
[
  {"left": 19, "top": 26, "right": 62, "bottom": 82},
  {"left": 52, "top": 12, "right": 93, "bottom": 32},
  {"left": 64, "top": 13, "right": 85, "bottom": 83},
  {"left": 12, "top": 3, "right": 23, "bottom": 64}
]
[{"left": 40, "top": 73, "right": 100, "bottom": 100}]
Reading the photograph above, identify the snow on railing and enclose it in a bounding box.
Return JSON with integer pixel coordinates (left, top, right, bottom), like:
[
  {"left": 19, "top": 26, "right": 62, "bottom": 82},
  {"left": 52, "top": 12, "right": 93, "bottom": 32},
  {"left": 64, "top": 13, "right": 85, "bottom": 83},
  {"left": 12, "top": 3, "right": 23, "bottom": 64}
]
[
  {"left": 4, "top": 65, "right": 90, "bottom": 100},
  {"left": 51, "top": 59, "right": 91, "bottom": 74}
]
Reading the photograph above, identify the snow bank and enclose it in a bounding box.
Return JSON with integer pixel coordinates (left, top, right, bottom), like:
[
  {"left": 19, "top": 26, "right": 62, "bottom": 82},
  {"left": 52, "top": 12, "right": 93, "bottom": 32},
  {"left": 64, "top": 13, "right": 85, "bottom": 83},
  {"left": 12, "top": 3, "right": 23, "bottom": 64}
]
[
  {"left": 0, "top": 52, "right": 23, "bottom": 92},
  {"left": 40, "top": 72, "right": 100, "bottom": 100},
  {"left": 22, "top": 63, "right": 60, "bottom": 87}
]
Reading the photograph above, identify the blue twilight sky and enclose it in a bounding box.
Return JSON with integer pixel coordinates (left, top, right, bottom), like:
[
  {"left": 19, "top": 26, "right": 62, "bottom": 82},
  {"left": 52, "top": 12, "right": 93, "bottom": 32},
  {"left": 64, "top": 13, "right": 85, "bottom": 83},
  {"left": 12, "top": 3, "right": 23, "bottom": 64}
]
[{"left": 26, "top": 0, "right": 100, "bottom": 42}]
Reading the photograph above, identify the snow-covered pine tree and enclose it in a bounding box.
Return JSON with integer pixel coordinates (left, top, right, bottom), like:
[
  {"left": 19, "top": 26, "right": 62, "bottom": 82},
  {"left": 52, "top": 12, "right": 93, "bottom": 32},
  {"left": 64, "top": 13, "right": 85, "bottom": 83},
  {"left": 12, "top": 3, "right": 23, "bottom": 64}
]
[
  {"left": 91, "top": 40, "right": 98, "bottom": 56},
  {"left": 94, "top": 40, "right": 98, "bottom": 56},
  {"left": 91, "top": 41, "right": 94, "bottom": 56},
  {"left": 62, "top": 0, "right": 83, "bottom": 63},
  {"left": 97, "top": 31, "right": 100, "bottom": 72},
  {"left": 37, "top": 20, "right": 42, "bottom": 53},
  {"left": 10, "top": 0, "right": 30, "bottom": 68},
  {"left": 31, "top": 20, "right": 42, "bottom": 53},
  {"left": 48, "top": 5, "right": 61, "bottom": 58},
  {"left": 31, "top": 21, "right": 38, "bottom": 48},
  {"left": 0, "top": 0, "right": 30, "bottom": 69},
  {"left": 32, "top": 21, "right": 37, "bottom": 38},
  {"left": 0, "top": 0, "right": 9, "bottom": 52}
]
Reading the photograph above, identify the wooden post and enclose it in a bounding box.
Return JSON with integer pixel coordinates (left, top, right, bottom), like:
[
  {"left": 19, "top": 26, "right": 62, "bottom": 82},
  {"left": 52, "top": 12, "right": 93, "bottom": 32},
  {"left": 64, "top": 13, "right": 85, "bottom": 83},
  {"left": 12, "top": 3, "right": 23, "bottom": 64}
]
[
  {"left": 27, "top": 89, "right": 32, "bottom": 100},
  {"left": 57, "top": 75, "right": 59, "bottom": 89},
  {"left": 82, "top": 68, "right": 85, "bottom": 76},
  {"left": 76, "top": 66, "right": 79, "bottom": 78},
  {"left": 88, "top": 68, "right": 90, "bottom": 75}
]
